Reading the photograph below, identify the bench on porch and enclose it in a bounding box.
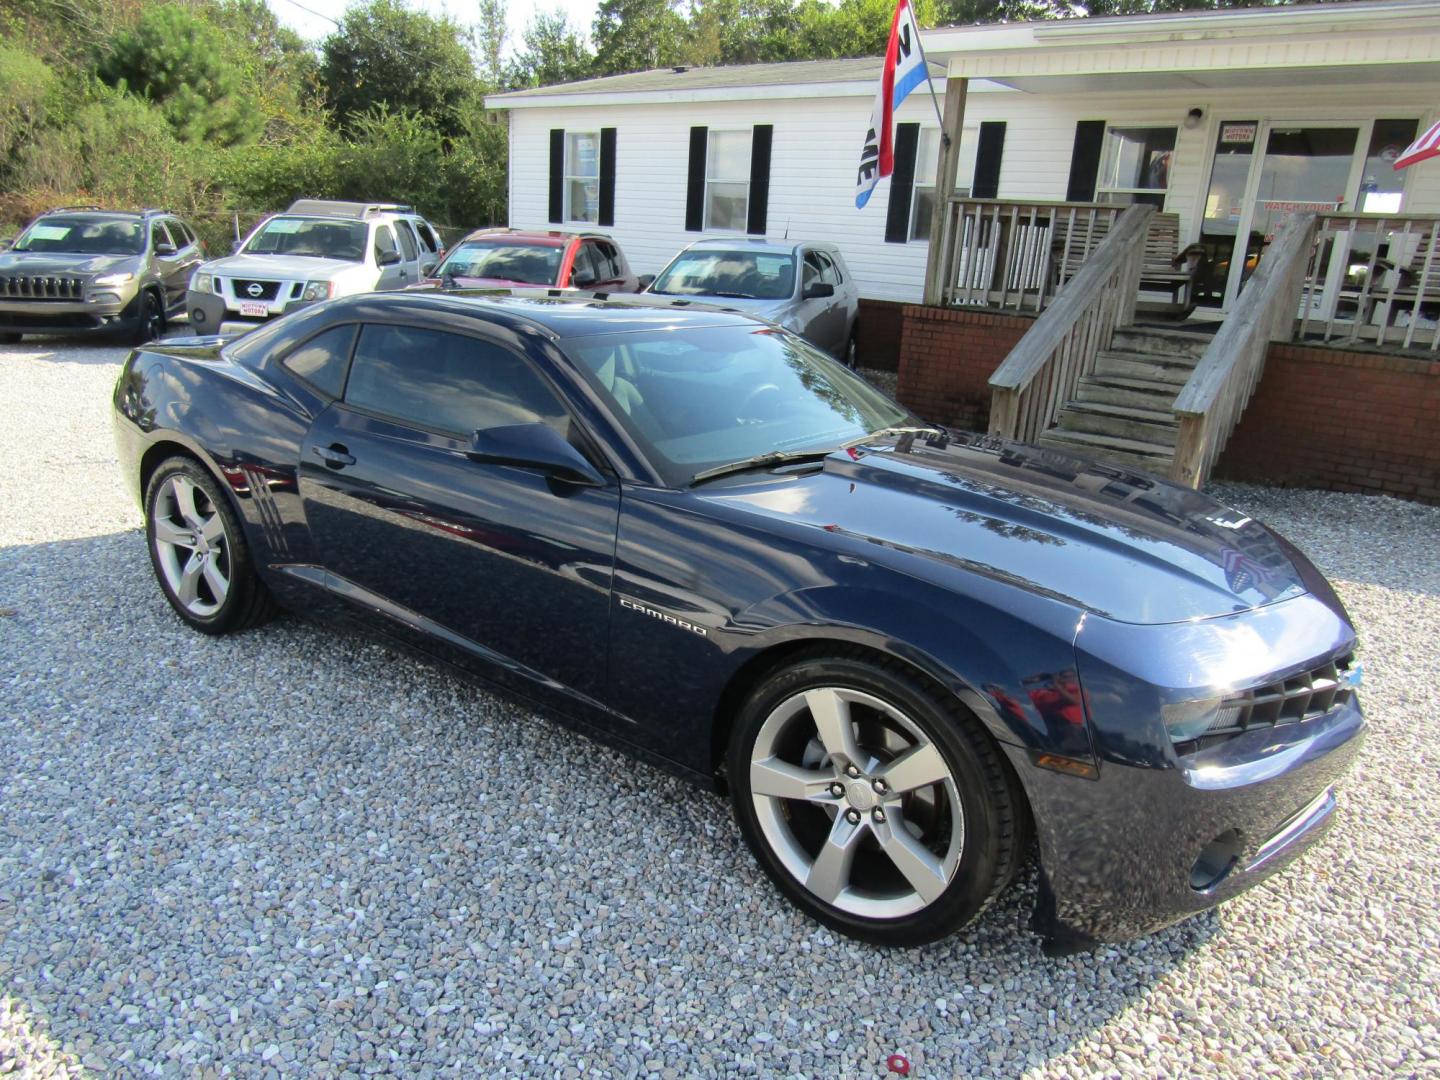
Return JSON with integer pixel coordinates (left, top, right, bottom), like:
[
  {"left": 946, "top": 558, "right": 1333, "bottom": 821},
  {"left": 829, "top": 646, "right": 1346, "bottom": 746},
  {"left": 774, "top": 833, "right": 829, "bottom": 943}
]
[{"left": 1051, "top": 211, "right": 1201, "bottom": 317}]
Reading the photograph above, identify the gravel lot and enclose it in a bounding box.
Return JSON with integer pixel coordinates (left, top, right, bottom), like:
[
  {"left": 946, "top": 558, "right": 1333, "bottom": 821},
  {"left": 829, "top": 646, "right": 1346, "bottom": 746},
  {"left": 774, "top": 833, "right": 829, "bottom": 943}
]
[{"left": 1, "top": 336, "right": 1437, "bottom": 1078}]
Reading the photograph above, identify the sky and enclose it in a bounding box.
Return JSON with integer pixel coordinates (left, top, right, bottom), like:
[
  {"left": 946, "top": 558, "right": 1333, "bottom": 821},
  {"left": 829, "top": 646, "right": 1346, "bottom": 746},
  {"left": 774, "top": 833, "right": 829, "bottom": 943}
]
[{"left": 266, "top": 0, "right": 602, "bottom": 57}]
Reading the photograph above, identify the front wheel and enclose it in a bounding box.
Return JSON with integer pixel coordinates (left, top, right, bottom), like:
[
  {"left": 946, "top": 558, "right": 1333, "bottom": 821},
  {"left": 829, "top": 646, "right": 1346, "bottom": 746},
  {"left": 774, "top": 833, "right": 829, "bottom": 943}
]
[
  {"left": 728, "top": 652, "right": 1025, "bottom": 946},
  {"left": 144, "top": 457, "right": 277, "bottom": 634},
  {"left": 843, "top": 329, "right": 859, "bottom": 370},
  {"left": 128, "top": 291, "right": 164, "bottom": 346}
]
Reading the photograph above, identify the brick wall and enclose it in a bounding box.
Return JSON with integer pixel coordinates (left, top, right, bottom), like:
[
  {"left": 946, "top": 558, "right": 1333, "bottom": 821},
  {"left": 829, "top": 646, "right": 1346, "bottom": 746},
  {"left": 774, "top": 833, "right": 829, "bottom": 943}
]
[
  {"left": 1216, "top": 343, "right": 1440, "bottom": 504},
  {"left": 893, "top": 305, "right": 1034, "bottom": 432},
  {"left": 855, "top": 299, "right": 905, "bottom": 372}
]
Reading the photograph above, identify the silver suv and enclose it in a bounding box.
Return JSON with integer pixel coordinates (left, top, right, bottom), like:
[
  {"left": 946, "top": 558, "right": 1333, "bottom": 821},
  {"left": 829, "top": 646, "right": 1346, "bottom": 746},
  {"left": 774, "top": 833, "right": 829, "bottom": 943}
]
[
  {"left": 0, "top": 207, "right": 205, "bottom": 345},
  {"left": 187, "top": 200, "right": 443, "bottom": 334}
]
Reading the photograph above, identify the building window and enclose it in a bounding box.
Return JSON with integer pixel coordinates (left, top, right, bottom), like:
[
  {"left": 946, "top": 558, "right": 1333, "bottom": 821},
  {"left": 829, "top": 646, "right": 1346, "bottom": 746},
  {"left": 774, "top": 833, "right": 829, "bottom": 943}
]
[
  {"left": 565, "top": 131, "right": 600, "bottom": 223},
  {"left": 909, "top": 128, "right": 942, "bottom": 241},
  {"left": 1360, "top": 118, "right": 1418, "bottom": 214},
  {"left": 1097, "top": 127, "right": 1177, "bottom": 208},
  {"left": 705, "top": 130, "right": 751, "bottom": 231}
]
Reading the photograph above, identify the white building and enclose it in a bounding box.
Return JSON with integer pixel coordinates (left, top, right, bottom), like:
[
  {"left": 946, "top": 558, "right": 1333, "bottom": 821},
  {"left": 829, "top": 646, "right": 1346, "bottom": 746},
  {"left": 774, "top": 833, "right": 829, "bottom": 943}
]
[{"left": 486, "top": 0, "right": 1440, "bottom": 314}]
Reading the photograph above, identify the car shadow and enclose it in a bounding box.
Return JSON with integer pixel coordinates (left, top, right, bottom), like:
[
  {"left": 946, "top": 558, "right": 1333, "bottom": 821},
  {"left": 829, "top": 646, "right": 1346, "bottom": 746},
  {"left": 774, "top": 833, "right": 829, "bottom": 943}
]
[
  {"left": 0, "top": 324, "right": 198, "bottom": 364},
  {"left": 0, "top": 529, "right": 1217, "bottom": 1076}
]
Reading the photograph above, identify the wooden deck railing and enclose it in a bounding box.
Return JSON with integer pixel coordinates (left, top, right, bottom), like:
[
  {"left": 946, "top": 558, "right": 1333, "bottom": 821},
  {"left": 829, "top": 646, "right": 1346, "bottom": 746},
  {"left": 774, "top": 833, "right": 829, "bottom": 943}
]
[
  {"left": 1172, "top": 214, "right": 1318, "bottom": 488},
  {"left": 988, "top": 205, "right": 1153, "bottom": 443},
  {"left": 1296, "top": 213, "right": 1440, "bottom": 352},
  {"left": 935, "top": 198, "right": 1123, "bottom": 311}
]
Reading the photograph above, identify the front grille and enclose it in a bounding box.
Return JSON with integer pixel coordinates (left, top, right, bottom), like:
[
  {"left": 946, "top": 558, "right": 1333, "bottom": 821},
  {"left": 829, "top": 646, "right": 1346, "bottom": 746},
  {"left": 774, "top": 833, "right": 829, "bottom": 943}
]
[
  {"left": 1177, "top": 652, "right": 1358, "bottom": 755},
  {"left": 0, "top": 275, "right": 84, "bottom": 300},
  {"left": 231, "top": 279, "right": 280, "bottom": 301}
]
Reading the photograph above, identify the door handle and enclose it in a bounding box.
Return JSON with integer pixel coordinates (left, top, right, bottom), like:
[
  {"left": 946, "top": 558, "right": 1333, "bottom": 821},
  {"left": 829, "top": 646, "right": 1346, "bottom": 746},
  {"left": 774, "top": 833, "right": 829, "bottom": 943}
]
[{"left": 313, "top": 443, "right": 355, "bottom": 468}]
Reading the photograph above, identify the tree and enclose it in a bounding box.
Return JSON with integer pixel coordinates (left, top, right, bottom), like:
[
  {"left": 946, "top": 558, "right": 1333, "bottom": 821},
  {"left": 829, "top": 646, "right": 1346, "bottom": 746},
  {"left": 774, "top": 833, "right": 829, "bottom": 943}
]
[
  {"left": 319, "top": 0, "right": 478, "bottom": 135},
  {"left": 592, "top": 0, "right": 689, "bottom": 76},
  {"left": 506, "top": 9, "right": 594, "bottom": 89},
  {"left": 472, "top": 0, "right": 508, "bottom": 88},
  {"left": 97, "top": 3, "right": 262, "bottom": 146}
]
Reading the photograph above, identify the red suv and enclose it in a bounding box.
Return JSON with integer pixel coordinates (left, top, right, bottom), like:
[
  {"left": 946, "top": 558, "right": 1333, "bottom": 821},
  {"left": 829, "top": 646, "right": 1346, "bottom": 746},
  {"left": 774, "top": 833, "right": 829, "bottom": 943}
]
[{"left": 420, "top": 228, "right": 642, "bottom": 292}]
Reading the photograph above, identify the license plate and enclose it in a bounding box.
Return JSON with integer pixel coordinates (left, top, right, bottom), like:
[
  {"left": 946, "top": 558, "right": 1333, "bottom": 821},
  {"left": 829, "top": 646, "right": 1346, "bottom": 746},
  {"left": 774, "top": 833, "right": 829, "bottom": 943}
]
[{"left": 239, "top": 302, "right": 268, "bottom": 318}]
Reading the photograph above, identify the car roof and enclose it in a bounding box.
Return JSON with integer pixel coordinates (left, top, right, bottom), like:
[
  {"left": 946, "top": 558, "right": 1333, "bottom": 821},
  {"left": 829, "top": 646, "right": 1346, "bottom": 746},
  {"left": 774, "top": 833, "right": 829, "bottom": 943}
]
[
  {"left": 682, "top": 237, "right": 831, "bottom": 255},
  {"left": 320, "top": 289, "right": 765, "bottom": 340},
  {"left": 284, "top": 199, "right": 416, "bottom": 220},
  {"left": 454, "top": 228, "right": 610, "bottom": 248}
]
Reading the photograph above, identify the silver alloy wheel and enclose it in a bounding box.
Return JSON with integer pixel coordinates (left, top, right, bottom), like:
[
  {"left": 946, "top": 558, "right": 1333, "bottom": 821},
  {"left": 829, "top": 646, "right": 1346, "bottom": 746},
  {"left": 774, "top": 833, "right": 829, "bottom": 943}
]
[
  {"left": 749, "top": 686, "right": 964, "bottom": 919},
  {"left": 151, "top": 474, "right": 231, "bottom": 618}
]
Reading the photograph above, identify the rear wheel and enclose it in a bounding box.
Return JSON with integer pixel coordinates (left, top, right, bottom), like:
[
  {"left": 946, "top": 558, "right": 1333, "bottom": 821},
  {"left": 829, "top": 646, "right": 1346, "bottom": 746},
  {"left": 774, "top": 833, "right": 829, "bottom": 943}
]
[
  {"left": 144, "top": 457, "right": 277, "bottom": 634},
  {"left": 728, "top": 652, "right": 1023, "bottom": 946}
]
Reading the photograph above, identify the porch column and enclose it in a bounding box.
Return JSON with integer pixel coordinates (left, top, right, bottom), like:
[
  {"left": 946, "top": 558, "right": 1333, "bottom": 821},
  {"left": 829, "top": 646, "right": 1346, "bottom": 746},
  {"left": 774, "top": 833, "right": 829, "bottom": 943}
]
[{"left": 921, "top": 76, "right": 968, "bottom": 307}]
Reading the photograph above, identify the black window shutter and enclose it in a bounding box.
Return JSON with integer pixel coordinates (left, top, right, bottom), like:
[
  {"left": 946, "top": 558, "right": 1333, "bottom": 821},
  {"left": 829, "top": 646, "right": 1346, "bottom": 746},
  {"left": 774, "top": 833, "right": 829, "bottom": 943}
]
[
  {"left": 885, "top": 122, "right": 920, "bottom": 244},
  {"left": 685, "top": 126, "right": 708, "bottom": 232},
  {"left": 548, "top": 129, "right": 565, "bottom": 223},
  {"left": 746, "top": 125, "right": 773, "bottom": 236},
  {"left": 1066, "top": 120, "right": 1106, "bottom": 202},
  {"left": 598, "top": 128, "right": 617, "bottom": 227},
  {"left": 973, "top": 121, "right": 1007, "bottom": 200}
]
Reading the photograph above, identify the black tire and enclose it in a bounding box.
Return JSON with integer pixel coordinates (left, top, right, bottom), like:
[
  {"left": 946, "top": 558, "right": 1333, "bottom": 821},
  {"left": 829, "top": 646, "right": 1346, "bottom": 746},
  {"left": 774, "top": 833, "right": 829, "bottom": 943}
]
[
  {"left": 144, "top": 456, "right": 278, "bottom": 635},
  {"left": 727, "top": 649, "right": 1025, "bottom": 946},
  {"left": 0, "top": 332, "right": 21, "bottom": 345},
  {"left": 128, "top": 290, "right": 164, "bottom": 346},
  {"left": 843, "top": 328, "right": 859, "bottom": 370}
]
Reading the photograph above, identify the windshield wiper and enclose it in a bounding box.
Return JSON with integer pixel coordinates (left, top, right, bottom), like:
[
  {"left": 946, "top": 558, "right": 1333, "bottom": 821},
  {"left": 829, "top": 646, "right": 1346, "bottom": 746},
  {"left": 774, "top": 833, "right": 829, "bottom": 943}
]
[
  {"left": 710, "top": 291, "right": 757, "bottom": 299},
  {"left": 690, "top": 448, "right": 836, "bottom": 485},
  {"left": 840, "top": 425, "right": 942, "bottom": 449}
]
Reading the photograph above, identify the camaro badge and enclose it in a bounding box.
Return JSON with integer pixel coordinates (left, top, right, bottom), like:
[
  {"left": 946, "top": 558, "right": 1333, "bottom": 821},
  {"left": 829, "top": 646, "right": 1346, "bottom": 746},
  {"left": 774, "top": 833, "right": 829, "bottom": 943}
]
[{"left": 619, "top": 596, "right": 707, "bottom": 636}]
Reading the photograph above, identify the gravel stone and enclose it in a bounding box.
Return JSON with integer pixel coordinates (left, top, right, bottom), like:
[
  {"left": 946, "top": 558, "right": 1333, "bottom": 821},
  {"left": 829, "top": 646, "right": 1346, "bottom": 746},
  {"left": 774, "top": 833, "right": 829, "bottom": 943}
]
[{"left": 1, "top": 335, "right": 1438, "bottom": 1077}]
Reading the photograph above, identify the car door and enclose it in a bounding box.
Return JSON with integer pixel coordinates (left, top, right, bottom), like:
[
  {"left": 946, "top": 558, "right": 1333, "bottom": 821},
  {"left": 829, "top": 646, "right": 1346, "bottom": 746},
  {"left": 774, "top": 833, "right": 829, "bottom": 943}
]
[
  {"left": 794, "top": 249, "right": 838, "bottom": 350},
  {"left": 297, "top": 320, "right": 620, "bottom": 716},
  {"left": 161, "top": 219, "right": 203, "bottom": 312},
  {"left": 409, "top": 217, "right": 441, "bottom": 276},
  {"left": 810, "top": 251, "right": 849, "bottom": 356},
  {"left": 149, "top": 221, "right": 187, "bottom": 311},
  {"left": 371, "top": 224, "right": 408, "bottom": 290},
  {"left": 393, "top": 218, "right": 424, "bottom": 283}
]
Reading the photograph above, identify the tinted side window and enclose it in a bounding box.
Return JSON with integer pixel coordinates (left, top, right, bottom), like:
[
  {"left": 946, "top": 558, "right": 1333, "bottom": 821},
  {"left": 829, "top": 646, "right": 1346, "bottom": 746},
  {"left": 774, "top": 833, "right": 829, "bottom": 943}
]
[
  {"left": 414, "top": 221, "right": 439, "bottom": 253},
  {"left": 372, "top": 225, "right": 398, "bottom": 263},
  {"left": 344, "top": 324, "right": 570, "bottom": 436},
  {"left": 593, "top": 241, "right": 620, "bottom": 279},
  {"left": 282, "top": 324, "right": 356, "bottom": 399},
  {"left": 167, "top": 219, "right": 194, "bottom": 248},
  {"left": 803, "top": 251, "right": 823, "bottom": 287},
  {"left": 395, "top": 220, "right": 418, "bottom": 261},
  {"left": 151, "top": 221, "right": 174, "bottom": 251},
  {"left": 816, "top": 251, "right": 840, "bottom": 286},
  {"left": 571, "top": 244, "right": 600, "bottom": 285}
]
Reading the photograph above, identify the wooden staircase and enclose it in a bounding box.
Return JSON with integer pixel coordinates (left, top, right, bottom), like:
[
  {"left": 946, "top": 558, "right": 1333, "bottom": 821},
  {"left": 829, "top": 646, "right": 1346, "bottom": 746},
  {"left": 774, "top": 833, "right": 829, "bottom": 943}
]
[{"left": 1035, "top": 326, "right": 1214, "bottom": 474}]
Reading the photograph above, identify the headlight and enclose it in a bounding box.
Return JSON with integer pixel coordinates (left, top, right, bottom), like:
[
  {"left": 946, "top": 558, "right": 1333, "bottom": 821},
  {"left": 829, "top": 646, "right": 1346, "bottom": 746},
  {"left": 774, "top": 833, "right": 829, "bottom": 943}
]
[
  {"left": 92, "top": 272, "right": 134, "bottom": 287},
  {"left": 1161, "top": 697, "right": 1244, "bottom": 743},
  {"left": 302, "top": 281, "right": 336, "bottom": 302},
  {"left": 192, "top": 272, "right": 214, "bottom": 294}
]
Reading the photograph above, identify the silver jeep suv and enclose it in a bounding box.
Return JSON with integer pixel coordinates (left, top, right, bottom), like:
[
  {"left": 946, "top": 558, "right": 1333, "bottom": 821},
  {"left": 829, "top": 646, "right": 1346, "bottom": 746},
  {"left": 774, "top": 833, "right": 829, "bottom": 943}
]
[
  {"left": 0, "top": 206, "right": 205, "bottom": 344},
  {"left": 187, "top": 200, "right": 443, "bottom": 334}
]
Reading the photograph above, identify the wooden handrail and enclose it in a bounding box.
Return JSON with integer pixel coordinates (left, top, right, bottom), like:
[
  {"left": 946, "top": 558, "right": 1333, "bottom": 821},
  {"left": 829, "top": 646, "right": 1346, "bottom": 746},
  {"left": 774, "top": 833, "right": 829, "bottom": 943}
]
[
  {"left": 1171, "top": 214, "right": 1318, "bottom": 488},
  {"left": 988, "top": 204, "right": 1154, "bottom": 443}
]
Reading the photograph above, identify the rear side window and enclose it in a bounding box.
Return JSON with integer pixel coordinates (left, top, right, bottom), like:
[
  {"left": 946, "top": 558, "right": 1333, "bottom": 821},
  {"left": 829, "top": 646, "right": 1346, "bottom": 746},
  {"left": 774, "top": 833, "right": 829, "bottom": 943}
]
[
  {"left": 395, "top": 220, "right": 419, "bottom": 261},
  {"left": 344, "top": 324, "right": 570, "bottom": 436},
  {"left": 282, "top": 324, "right": 356, "bottom": 399}
]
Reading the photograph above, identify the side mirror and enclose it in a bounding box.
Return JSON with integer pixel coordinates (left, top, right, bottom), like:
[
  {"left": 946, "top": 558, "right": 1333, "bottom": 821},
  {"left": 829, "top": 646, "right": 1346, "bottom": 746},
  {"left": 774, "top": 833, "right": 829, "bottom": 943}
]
[
  {"left": 571, "top": 271, "right": 597, "bottom": 288},
  {"left": 637, "top": 274, "right": 655, "bottom": 290},
  {"left": 155, "top": 242, "right": 177, "bottom": 256},
  {"left": 465, "top": 423, "right": 605, "bottom": 486},
  {"left": 231, "top": 240, "right": 244, "bottom": 255},
  {"left": 378, "top": 249, "right": 402, "bottom": 267},
  {"left": 803, "top": 282, "right": 835, "bottom": 300}
]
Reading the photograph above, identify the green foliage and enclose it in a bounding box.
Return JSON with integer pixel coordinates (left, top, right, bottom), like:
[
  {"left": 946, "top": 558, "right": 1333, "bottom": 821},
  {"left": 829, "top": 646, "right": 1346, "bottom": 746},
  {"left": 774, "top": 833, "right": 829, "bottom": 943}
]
[
  {"left": 592, "top": 0, "right": 689, "bottom": 76},
  {"left": 97, "top": 4, "right": 262, "bottom": 146},
  {"left": 320, "top": 0, "right": 477, "bottom": 136},
  {"left": 0, "top": 45, "right": 60, "bottom": 183},
  {"left": 506, "top": 8, "right": 594, "bottom": 89}
]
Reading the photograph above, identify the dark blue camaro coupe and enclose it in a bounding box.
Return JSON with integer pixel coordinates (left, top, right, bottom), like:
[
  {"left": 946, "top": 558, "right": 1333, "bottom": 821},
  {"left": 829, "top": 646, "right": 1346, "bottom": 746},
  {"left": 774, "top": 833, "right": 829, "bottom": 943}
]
[{"left": 113, "top": 291, "right": 1364, "bottom": 952}]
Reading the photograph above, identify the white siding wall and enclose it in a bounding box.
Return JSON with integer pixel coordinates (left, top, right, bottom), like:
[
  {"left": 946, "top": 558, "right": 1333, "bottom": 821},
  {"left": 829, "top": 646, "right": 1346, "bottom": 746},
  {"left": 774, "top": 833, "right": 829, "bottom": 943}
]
[{"left": 503, "top": 78, "right": 1440, "bottom": 304}]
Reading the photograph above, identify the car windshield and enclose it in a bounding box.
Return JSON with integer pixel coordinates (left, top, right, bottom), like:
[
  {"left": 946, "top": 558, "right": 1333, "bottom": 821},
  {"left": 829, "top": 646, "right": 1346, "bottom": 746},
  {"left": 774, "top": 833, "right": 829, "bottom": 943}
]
[
  {"left": 649, "top": 251, "right": 796, "bottom": 300},
  {"left": 563, "top": 324, "right": 914, "bottom": 488},
  {"left": 12, "top": 216, "right": 144, "bottom": 255},
  {"left": 243, "top": 217, "right": 367, "bottom": 261},
  {"left": 437, "top": 241, "right": 564, "bottom": 285}
]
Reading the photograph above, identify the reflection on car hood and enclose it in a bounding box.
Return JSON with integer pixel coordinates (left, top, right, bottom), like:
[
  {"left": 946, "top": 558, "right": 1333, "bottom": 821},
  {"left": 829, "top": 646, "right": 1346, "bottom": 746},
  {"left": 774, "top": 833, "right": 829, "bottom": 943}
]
[
  {"left": 202, "top": 254, "right": 361, "bottom": 279},
  {"left": 702, "top": 430, "right": 1308, "bottom": 625},
  {"left": 0, "top": 252, "right": 138, "bottom": 276},
  {"left": 656, "top": 294, "right": 791, "bottom": 321}
]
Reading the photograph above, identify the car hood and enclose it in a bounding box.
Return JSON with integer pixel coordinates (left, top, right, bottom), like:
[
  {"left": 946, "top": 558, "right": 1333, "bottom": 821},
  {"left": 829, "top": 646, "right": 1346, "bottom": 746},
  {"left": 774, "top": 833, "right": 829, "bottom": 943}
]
[
  {"left": 202, "top": 254, "right": 359, "bottom": 279},
  {"left": 651, "top": 293, "right": 792, "bottom": 320},
  {"left": 0, "top": 252, "right": 139, "bottom": 276},
  {"left": 700, "top": 431, "right": 1310, "bottom": 625}
]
